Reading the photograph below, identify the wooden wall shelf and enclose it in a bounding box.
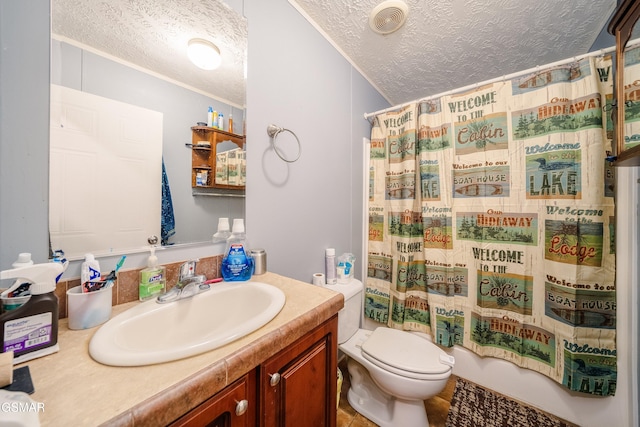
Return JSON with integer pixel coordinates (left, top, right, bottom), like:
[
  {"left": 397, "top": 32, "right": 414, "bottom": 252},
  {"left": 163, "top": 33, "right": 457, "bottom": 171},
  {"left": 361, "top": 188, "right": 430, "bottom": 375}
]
[{"left": 188, "top": 126, "right": 246, "bottom": 189}]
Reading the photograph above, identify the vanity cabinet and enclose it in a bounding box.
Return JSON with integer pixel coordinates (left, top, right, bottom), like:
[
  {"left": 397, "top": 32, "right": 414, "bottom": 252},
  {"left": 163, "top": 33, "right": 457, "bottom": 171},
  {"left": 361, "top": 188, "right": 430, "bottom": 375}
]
[
  {"left": 189, "top": 126, "right": 246, "bottom": 189},
  {"left": 169, "top": 371, "right": 257, "bottom": 427},
  {"left": 260, "top": 316, "right": 338, "bottom": 427},
  {"left": 169, "top": 315, "right": 338, "bottom": 427}
]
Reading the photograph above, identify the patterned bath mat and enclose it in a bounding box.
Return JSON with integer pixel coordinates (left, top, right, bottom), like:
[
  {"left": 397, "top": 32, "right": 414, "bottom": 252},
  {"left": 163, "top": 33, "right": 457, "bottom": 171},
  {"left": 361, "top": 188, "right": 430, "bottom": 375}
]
[{"left": 445, "top": 377, "right": 579, "bottom": 427}]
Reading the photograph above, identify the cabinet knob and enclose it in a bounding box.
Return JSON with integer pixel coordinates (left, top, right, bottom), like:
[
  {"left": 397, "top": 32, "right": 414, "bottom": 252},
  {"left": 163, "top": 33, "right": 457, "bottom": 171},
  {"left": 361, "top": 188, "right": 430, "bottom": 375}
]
[
  {"left": 235, "top": 399, "right": 248, "bottom": 416},
  {"left": 269, "top": 372, "right": 281, "bottom": 386}
]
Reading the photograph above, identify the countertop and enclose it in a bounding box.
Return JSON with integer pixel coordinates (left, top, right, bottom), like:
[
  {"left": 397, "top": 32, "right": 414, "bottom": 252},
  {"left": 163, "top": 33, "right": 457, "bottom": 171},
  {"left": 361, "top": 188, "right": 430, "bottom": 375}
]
[{"left": 18, "top": 273, "right": 343, "bottom": 426}]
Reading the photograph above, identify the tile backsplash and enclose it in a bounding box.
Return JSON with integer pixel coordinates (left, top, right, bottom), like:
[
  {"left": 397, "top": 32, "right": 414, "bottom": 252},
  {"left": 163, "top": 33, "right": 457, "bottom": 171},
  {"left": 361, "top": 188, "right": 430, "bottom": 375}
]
[{"left": 55, "top": 255, "right": 222, "bottom": 318}]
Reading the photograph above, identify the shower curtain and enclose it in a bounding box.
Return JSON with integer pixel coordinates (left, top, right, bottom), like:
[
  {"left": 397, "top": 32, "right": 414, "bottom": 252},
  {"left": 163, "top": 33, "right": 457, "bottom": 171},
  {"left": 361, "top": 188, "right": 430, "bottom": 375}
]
[{"left": 366, "top": 55, "right": 618, "bottom": 396}]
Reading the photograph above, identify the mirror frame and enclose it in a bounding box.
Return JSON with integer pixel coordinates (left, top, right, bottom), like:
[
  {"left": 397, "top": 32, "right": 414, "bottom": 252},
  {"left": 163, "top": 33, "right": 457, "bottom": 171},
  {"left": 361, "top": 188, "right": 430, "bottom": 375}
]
[{"left": 608, "top": 0, "right": 640, "bottom": 166}]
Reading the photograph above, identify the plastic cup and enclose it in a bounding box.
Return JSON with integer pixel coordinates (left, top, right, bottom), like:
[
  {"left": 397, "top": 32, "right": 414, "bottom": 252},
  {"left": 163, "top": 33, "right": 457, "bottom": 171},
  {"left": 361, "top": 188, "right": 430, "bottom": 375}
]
[{"left": 67, "top": 283, "right": 113, "bottom": 330}]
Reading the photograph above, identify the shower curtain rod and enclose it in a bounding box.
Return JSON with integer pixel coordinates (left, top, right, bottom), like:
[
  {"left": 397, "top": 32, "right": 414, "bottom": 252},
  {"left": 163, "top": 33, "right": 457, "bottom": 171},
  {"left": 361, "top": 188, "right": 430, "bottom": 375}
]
[{"left": 363, "top": 45, "right": 617, "bottom": 120}]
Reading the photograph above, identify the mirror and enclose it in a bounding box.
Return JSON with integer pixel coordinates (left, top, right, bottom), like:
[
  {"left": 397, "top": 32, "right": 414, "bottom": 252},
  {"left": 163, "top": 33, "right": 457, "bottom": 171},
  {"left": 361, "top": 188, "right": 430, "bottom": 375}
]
[
  {"left": 49, "top": 0, "right": 247, "bottom": 259},
  {"left": 620, "top": 22, "right": 640, "bottom": 152},
  {"left": 609, "top": 0, "right": 640, "bottom": 166}
]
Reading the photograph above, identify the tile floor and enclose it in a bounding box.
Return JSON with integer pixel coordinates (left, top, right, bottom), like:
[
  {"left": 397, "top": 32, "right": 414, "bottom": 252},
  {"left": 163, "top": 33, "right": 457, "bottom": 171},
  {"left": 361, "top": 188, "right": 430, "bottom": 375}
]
[{"left": 337, "top": 358, "right": 457, "bottom": 427}]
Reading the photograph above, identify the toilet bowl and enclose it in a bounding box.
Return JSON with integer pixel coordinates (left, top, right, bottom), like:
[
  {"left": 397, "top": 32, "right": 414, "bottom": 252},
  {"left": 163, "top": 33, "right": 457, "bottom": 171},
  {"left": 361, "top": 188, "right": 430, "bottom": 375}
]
[{"left": 327, "top": 279, "right": 455, "bottom": 427}]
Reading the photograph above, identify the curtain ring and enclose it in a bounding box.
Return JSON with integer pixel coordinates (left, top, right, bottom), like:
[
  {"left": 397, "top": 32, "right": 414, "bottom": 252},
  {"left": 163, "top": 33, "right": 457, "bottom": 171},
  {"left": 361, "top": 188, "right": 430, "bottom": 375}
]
[{"left": 267, "top": 124, "right": 301, "bottom": 163}]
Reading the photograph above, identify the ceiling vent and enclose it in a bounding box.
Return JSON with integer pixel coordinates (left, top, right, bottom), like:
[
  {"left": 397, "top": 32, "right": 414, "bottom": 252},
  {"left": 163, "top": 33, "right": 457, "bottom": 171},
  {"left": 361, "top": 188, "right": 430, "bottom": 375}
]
[{"left": 369, "top": 0, "right": 409, "bottom": 35}]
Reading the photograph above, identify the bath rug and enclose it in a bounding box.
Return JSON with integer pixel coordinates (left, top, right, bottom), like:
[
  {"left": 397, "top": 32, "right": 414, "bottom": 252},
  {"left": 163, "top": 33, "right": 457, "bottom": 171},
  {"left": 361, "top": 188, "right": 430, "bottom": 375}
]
[{"left": 445, "top": 377, "right": 579, "bottom": 427}]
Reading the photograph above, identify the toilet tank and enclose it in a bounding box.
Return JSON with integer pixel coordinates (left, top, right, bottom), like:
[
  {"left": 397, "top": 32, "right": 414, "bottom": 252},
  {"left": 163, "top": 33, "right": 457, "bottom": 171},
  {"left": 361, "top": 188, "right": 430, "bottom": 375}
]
[{"left": 325, "top": 279, "right": 363, "bottom": 344}]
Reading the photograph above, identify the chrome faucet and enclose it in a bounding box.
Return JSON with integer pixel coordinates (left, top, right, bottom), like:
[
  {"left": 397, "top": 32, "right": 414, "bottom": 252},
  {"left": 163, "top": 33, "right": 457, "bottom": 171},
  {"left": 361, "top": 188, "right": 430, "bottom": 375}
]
[{"left": 157, "top": 259, "right": 210, "bottom": 304}]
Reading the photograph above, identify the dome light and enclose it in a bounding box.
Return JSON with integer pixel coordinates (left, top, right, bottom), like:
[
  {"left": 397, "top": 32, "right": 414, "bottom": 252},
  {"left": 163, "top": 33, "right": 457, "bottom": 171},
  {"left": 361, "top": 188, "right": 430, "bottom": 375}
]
[{"left": 187, "top": 38, "right": 221, "bottom": 70}]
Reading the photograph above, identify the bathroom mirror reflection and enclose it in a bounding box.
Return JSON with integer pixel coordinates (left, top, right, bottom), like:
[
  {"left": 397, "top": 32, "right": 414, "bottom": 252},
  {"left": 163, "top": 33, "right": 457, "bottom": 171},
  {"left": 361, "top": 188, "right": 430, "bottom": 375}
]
[
  {"left": 49, "top": 0, "right": 247, "bottom": 259},
  {"left": 620, "top": 16, "right": 640, "bottom": 157}
]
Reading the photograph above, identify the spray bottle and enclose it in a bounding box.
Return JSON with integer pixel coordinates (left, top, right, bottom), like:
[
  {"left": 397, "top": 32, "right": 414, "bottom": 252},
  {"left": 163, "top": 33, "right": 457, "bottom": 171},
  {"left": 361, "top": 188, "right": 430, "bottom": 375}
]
[
  {"left": 0, "top": 253, "right": 35, "bottom": 311},
  {"left": 0, "top": 262, "right": 65, "bottom": 363}
]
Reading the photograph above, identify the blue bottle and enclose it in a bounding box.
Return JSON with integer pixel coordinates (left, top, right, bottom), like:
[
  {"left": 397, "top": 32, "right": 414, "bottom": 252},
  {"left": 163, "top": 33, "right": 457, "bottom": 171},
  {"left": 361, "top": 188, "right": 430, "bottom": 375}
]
[{"left": 221, "top": 219, "right": 254, "bottom": 281}]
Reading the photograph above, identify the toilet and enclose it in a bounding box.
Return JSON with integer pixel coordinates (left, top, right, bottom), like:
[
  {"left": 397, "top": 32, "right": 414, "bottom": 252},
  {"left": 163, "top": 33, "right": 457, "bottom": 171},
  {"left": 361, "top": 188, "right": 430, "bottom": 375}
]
[{"left": 328, "top": 279, "right": 455, "bottom": 427}]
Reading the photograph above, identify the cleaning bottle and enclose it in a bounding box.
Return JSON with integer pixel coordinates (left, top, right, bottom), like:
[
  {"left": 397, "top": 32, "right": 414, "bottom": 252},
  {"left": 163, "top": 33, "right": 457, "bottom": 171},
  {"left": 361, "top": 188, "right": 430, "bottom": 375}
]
[
  {"left": 80, "top": 253, "right": 101, "bottom": 292},
  {"left": 221, "top": 218, "right": 254, "bottom": 281},
  {"left": 0, "top": 253, "right": 35, "bottom": 312},
  {"left": 0, "top": 261, "right": 65, "bottom": 363},
  {"left": 139, "top": 246, "right": 166, "bottom": 301},
  {"left": 218, "top": 113, "right": 224, "bottom": 131}
]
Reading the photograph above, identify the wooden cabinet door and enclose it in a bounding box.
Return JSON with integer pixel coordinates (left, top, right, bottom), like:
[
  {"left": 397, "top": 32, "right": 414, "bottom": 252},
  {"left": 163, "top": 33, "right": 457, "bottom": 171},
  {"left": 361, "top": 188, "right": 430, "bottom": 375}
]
[
  {"left": 261, "top": 316, "right": 338, "bottom": 427},
  {"left": 170, "top": 371, "right": 256, "bottom": 427}
]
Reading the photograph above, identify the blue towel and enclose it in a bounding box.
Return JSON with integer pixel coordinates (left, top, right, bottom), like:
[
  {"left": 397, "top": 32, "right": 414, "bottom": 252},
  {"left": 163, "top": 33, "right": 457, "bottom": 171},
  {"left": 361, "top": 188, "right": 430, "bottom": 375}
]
[{"left": 161, "top": 159, "right": 176, "bottom": 245}]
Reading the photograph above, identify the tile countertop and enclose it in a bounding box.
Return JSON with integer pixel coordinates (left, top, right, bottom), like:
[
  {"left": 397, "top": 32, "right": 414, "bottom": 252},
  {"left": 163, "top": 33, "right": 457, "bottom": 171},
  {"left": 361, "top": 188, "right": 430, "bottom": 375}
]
[{"left": 19, "top": 272, "right": 344, "bottom": 427}]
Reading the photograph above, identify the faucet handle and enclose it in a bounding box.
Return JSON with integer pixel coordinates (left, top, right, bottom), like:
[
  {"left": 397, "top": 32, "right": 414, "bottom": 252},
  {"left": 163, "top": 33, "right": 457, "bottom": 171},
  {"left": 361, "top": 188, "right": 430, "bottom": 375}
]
[{"left": 179, "top": 259, "right": 199, "bottom": 279}]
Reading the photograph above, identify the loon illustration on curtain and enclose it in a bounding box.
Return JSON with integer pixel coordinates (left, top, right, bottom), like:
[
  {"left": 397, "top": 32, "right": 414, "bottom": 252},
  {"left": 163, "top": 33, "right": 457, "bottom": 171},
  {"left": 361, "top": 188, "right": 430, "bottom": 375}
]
[
  {"left": 365, "top": 55, "right": 618, "bottom": 396},
  {"left": 161, "top": 158, "right": 175, "bottom": 245}
]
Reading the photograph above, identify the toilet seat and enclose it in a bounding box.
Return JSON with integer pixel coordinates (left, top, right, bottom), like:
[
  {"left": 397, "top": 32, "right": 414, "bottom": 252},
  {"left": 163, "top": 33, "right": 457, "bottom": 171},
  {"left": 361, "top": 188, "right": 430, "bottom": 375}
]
[{"left": 361, "top": 327, "right": 453, "bottom": 380}]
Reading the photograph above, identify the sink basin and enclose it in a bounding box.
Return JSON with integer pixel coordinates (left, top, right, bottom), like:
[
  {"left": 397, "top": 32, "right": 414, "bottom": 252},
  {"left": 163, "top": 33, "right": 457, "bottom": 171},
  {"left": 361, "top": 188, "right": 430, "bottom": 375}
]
[{"left": 89, "top": 281, "right": 286, "bottom": 366}]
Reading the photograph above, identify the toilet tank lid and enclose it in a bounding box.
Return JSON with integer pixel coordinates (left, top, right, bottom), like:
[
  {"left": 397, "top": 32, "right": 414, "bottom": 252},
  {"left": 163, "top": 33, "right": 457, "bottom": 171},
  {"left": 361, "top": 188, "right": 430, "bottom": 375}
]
[
  {"left": 361, "top": 327, "right": 452, "bottom": 375},
  {"left": 323, "top": 278, "right": 362, "bottom": 300}
]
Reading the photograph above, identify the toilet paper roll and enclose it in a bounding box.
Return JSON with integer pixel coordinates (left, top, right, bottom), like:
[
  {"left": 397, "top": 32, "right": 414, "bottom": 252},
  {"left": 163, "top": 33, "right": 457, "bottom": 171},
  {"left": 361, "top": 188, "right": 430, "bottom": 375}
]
[{"left": 312, "top": 273, "right": 326, "bottom": 286}]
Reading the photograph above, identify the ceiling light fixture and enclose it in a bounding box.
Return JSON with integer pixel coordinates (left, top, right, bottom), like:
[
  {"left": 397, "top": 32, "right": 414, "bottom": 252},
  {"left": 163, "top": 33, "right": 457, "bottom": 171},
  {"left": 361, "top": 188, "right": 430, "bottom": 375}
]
[
  {"left": 369, "top": 0, "right": 409, "bottom": 35},
  {"left": 187, "top": 38, "right": 221, "bottom": 70}
]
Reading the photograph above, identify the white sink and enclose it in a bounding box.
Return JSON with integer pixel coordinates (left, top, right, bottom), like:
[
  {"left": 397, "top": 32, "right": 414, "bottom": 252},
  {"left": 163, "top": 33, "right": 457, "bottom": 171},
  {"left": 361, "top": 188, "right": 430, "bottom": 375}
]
[{"left": 89, "top": 281, "right": 286, "bottom": 366}]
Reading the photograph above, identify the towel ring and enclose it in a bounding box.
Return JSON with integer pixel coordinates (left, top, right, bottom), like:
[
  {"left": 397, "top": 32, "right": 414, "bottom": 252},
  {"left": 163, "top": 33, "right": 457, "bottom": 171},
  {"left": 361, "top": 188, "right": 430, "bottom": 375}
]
[{"left": 267, "top": 124, "right": 301, "bottom": 163}]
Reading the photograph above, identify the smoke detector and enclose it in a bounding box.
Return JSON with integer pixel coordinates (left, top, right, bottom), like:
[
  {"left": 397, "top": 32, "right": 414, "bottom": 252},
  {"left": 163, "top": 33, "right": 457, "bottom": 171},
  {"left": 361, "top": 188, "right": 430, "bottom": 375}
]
[{"left": 369, "top": 0, "right": 409, "bottom": 35}]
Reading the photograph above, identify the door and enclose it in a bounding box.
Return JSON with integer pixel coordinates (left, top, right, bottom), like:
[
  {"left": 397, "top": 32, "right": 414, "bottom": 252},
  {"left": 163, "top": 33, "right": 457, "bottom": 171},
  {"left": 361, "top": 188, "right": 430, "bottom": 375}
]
[
  {"left": 50, "top": 84, "right": 162, "bottom": 257},
  {"left": 261, "top": 317, "right": 338, "bottom": 427}
]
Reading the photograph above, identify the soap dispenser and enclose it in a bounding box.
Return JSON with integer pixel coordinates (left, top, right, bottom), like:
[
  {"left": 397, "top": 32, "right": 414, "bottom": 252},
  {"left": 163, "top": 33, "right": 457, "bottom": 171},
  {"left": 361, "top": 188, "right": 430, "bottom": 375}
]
[
  {"left": 0, "top": 261, "right": 65, "bottom": 363},
  {"left": 139, "top": 246, "right": 166, "bottom": 301}
]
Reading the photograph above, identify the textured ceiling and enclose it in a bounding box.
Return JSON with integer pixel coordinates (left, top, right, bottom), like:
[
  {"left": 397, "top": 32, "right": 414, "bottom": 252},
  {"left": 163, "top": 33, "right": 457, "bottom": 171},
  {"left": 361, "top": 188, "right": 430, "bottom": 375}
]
[
  {"left": 290, "top": 0, "right": 617, "bottom": 107},
  {"left": 52, "top": 0, "right": 247, "bottom": 108},
  {"left": 52, "top": 1, "right": 616, "bottom": 110}
]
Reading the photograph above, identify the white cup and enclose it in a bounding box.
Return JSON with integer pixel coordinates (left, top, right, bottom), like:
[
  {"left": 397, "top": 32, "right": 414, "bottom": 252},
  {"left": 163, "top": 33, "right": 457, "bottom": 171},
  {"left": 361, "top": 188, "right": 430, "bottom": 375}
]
[{"left": 67, "top": 283, "right": 113, "bottom": 330}]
